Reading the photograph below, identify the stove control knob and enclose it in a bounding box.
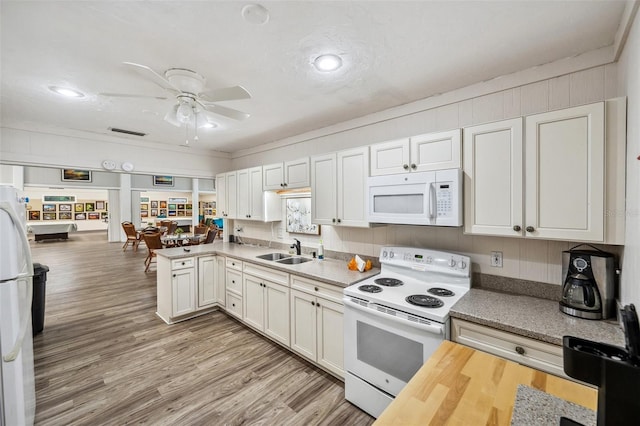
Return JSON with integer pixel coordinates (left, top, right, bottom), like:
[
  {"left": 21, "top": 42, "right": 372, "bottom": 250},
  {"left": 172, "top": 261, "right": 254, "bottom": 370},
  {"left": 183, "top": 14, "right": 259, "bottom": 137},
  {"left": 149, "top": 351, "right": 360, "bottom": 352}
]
[
  {"left": 459, "top": 261, "right": 467, "bottom": 269},
  {"left": 448, "top": 259, "right": 456, "bottom": 267},
  {"left": 389, "top": 251, "right": 395, "bottom": 258},
  {"left": 426, "top": 256, "right": 433, "bottom": 264},
  {"left": 382, "top": 250, "right": 388, "bottom": 258}
]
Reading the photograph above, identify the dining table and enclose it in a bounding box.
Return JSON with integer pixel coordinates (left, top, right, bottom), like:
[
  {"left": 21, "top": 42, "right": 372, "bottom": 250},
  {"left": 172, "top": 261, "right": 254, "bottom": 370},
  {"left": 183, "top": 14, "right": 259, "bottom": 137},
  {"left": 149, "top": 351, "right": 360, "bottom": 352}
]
[{"left": 161, "top": 233, "right": 205, "bottom": 246}]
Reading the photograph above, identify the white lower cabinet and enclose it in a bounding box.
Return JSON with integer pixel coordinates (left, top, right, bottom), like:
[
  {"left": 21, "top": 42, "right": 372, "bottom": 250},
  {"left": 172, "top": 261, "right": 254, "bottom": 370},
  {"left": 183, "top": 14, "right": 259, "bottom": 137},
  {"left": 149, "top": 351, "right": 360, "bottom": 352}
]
[
  {"left": 451, "top": 318, "right": 567, "bottom": 379},
  {"left": 225, "top": 259, "right": 243, "bottom": 319},
  {"left": 157, "top": 255, "right": 222, "bottom": 324},
  {"left": 242, "top": 263, "right": 290, "bottom": 346},
  {"left": 290, "top": 276, "right": 344, "bottom": 378}
]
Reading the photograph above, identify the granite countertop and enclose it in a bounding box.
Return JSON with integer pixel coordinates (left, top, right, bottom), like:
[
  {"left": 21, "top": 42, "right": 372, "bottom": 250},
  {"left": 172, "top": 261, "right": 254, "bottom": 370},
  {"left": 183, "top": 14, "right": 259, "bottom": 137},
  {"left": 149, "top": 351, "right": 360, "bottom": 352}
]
[
  {"left": 511, "top": 385, "right": 595, "bottom": 426},
  {"left": 155, "top": 241, "right": 380, "bottom": 288},
  {"left": 451, "top": 288, "right": 626, "bottom": 347}
]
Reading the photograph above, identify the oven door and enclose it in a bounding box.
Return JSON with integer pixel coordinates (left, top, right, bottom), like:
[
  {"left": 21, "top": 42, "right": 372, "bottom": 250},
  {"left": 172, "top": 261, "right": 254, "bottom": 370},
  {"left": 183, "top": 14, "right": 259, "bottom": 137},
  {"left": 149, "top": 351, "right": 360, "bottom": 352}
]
[{"left": 343, "top": 297, "right": 446, "bottom": 397}]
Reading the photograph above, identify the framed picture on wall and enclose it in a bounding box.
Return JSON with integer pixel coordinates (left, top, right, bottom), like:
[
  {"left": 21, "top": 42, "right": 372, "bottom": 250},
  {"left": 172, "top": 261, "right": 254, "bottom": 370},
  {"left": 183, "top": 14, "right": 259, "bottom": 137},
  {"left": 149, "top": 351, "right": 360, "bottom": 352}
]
[
  {"left": 153, "top": 175, "right": 174, "bottom": 187},
  {"left": 85, "top": 203, "right": 95, "bottom": 212},
  {"left": 75, "top": 203, "right": 84, "bottom": 212},
  {"left": 177, "top": 210, "right": 185, "bottom": 216},
  {"left": 177, "top": 204, "right": 185, "bottom": 210},
  {"left": 43, "top": 204, "right": 56, "bottom": 212},
  {"left": 286, "top": 197, "right": 320, "bottom": 235},
  {"left": 140, "top": 211, "right": 149, "bottom": 218},
  {"left": 160, "top": 201, "right": 167, "bottom": 208},
  {"left": 140, "top": 203, "right": 148, "bottom": 211},
  {"left": 96, "top": 201, "right": 105, "bottom": 210},
  {"left": 88, "top": 212, "right": 100, "bottom": 220},
  {"left": 168, "top": 204, "right": 176, "bottom": 210},
  {"left": 75, "top": 213, "right": 86, "bottom": 220},
  {"left": 59, "top": 204, "right": 72, "bottom": 212},
  {"left": 150, "top": 201, "right": 159, "bottom": 209},
  {"left": 43, "top": 212, "right": 57, "bottom": 220},
  {"left": 159, "top": 209, "right": 167, "bottom": 217},
  {"left": 101, "top": 212, "right": 109, "bottom": 219},
  {"left": 62, "top": 169, "right": 92, "bottom": 182},
  {"left": 168, "top": 211, "right": 177, "bottom": 217},
  {"left": 59, "top": 212, "right": 72, "bottom": 220},
  {"left": 28, "top": 211, "right": 41, "bottom": 221},
  {"left": 185, "top": 203, "right": 192, "bottom": 210},
  {"left": 150, "top": 209, "right": 158, "bottom": 216}
]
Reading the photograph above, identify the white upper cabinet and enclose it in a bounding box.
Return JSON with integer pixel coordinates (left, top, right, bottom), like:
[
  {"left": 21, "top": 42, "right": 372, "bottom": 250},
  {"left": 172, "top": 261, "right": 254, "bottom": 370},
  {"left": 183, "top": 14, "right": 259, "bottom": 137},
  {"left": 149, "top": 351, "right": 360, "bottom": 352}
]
[
  {"left": 237, "top": 166, "right": 264, "bottom": 220},
  {"left": 525, "top": 103, "right": 604, "bottom": 241},
  {"left": 463, "top": 118, "right": 523, "bottom": 237},
  {"left": 226, "top": 171, "right": 238, "bottom": 219},
  {"left": 263, "top": 157, "right": 310, "bottom": 190},
  {"left": 215, "top": 173, "right": 227, "bottom": 217},
  {"left": 311, "top": 146, "right": 369, "bottom": 228},
  {"left": 370, "top": 129, "right": 461, "bottom": 176},
  {"left": 464, "top": 102, "right": 610, "bottom": 242}
]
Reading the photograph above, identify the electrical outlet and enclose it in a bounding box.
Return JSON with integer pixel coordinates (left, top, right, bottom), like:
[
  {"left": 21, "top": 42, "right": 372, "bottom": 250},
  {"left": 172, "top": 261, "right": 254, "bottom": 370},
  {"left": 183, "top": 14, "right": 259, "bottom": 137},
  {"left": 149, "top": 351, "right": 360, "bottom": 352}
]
[{"left": 491, "top": 251, "right": 503, "bottom": 268}]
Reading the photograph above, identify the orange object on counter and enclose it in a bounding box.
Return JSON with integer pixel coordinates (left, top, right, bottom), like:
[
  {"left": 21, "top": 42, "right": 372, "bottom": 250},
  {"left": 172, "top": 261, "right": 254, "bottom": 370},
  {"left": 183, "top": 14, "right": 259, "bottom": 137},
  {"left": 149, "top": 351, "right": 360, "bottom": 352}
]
[{"left": 348, "top": 257, "right": 358, "bottom": 271}]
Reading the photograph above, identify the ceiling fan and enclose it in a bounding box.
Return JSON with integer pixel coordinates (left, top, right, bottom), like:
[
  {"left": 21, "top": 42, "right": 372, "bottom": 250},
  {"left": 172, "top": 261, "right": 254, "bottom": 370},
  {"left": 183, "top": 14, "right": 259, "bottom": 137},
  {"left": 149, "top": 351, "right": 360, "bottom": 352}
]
[{"left": 100, "top": 62, "right": 251, "bottom": 128}]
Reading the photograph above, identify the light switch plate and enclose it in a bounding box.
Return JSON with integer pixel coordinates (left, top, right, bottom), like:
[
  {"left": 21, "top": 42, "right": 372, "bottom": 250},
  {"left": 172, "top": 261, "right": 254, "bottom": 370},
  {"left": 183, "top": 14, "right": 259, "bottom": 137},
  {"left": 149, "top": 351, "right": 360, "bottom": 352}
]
[{"left": 491, "top": 251, "right": 503, "bottom": 268}]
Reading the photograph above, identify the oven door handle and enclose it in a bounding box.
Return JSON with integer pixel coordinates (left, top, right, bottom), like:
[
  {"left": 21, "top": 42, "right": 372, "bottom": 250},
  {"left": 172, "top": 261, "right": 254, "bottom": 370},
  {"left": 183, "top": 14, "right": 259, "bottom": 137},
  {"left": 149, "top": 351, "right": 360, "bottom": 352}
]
[{"left": 343, "top": 297, "right": 444, "bottom": 335}]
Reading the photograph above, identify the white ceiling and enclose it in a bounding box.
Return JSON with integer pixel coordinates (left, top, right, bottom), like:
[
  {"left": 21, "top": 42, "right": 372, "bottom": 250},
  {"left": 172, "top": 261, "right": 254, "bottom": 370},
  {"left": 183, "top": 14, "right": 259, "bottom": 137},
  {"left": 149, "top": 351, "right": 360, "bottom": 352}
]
[{"left": 0, "top": 1, "right": 628, "bottom": 154}]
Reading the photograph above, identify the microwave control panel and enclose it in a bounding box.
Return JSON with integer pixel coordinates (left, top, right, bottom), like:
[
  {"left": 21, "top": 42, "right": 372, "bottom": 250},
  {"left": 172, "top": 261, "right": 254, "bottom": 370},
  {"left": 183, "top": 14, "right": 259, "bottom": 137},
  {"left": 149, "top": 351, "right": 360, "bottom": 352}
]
[{"left": 436, "top": 182, "right": 454, "bottom": 217}]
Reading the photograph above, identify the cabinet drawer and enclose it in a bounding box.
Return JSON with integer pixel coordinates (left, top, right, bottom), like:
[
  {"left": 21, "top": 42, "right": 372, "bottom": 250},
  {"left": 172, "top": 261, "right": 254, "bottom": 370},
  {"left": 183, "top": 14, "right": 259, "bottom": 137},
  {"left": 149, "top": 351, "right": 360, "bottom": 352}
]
[
  {"left": 243, "top": 262, "right": 289, "bottom": 286},
  {"left": 226, "top": 258, "right": 243, "bottom": 271},
  {"left": 226, "top": 269, "right": 243, "bottom": 295},
  {"left": 451, "top": 318, "right": 566, "bottom": 379},
  {"left": 172, "top": 257, "right": 194, "bottom": 270},
  {"left": 226, "top": 291, "right": 242, "bottom": 319},
  {"left": 291, "top": 275, "right": 343, "bottom": 304}
]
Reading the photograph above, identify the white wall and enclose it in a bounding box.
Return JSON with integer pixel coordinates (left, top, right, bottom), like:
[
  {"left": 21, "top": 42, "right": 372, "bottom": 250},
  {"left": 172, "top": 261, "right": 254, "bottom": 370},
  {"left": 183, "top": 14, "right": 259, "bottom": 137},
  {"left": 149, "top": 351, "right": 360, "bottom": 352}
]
[
  {"left": 230, "top": 60, "right": 627, "bottom": 288},
  {"left": 0, "top": 127, "right": 232, "bottom": 178},
  {"left": 617, "top": 10, "right": 640, "bottom": 307}
]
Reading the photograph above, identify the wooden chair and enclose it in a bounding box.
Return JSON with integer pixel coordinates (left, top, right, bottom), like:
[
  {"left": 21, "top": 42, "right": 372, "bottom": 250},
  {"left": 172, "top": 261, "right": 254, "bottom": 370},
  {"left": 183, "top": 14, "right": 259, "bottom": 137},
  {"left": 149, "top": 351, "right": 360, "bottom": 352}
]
[
  {"left": 160, "top": 220, "right": 172, "bottom": 234},
  {"left": 141, "top": 232, "right": 164, "bottom": 272},
  {"left": 194, "top": 225, "right": 208, "bottom": 235},
  {"left": 167, "top": 221, "right": 178, "bottom": 235},
  {"left": 203, "top": 228, "right": 217, "bottom": 244},
  {"left": 121, "top": 222, "right": 141, "bottom": 252}
]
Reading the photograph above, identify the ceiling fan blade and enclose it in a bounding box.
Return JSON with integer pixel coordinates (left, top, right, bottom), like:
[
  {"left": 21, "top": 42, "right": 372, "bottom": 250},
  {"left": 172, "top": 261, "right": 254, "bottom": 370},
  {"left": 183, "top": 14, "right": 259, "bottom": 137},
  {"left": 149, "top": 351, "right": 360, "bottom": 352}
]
[
  {"left": 99, "top": 92, "right": 168, "bottom": 100},
  {"left": 199, "top": 85, "right": 252, "bottom": 102},
  {"left": 123, "top": 62, "right": 180, "bottom": 94},
  {"left": 200, "top": 103, "right": 250, "bottom": 121}
]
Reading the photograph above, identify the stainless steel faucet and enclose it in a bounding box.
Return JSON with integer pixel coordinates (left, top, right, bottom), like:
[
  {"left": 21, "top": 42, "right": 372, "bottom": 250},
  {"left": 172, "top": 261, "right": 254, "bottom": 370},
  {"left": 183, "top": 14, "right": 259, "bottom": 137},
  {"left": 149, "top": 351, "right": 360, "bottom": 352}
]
[{"left": 291, "top": 238, "right": 301, "bottom": 255}]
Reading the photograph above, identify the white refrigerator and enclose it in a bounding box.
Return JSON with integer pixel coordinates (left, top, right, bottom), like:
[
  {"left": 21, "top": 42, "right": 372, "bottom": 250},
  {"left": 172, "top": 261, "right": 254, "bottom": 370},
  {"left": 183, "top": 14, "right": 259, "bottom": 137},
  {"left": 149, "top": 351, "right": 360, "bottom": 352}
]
[{"left": 0, "top": 185, "right": 36, "bottom": 426}]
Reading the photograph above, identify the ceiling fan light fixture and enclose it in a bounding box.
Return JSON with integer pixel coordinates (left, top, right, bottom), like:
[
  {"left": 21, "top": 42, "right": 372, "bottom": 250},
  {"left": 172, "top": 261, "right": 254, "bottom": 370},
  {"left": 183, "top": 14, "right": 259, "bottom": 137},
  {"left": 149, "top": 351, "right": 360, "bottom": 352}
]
[
  {"left": 49, "top": 86, "right": 84, "bottom": 98},
  {"left": 176, "top": 101, "right": 194, "bottom": 123},
  {"left": 201, "top": 121, "right": 218, "bottom": 129},
  {"left": 313, "top": 54, "right": 343, "bottom": 72}
]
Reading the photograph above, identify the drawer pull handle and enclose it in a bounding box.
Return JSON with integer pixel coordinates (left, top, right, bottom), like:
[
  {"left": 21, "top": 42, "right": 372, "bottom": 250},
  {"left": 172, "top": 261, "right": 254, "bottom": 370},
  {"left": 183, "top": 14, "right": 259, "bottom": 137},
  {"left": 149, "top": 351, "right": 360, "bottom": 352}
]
[
  {"left": 172, "top": 274, "right": 176, "bottom": 277},
  {"left": 515, "top": 346, "right": 525, "bottom": 355},
  {"left": 513, "top": 225, "right": 521, "bottom": 232},
  {"left": 525, "top": 226, "right": 535, "bottom": 233},
  {"left": 314, "top": 287, "right": 319, "bottom": 292},
  {"left": 311, "top": 301, "right": 315, "bottom": 306},
  {"left": 316, "top": 303, "right": 321, "bottom": 308}
]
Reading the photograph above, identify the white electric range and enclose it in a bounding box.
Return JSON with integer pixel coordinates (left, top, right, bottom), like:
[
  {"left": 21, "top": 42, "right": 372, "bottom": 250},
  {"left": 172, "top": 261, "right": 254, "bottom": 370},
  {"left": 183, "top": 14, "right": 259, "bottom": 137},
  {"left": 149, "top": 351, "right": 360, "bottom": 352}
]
[{"left": 343, "top": 246, "right": 471, "bottom": 418}]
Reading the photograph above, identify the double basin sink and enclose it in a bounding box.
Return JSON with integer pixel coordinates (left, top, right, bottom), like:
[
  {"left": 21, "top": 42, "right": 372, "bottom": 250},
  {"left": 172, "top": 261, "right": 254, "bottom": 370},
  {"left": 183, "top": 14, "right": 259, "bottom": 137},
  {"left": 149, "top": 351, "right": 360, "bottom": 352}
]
[{"left": 256, "top": 252, "right": 312, "bottom": 265}]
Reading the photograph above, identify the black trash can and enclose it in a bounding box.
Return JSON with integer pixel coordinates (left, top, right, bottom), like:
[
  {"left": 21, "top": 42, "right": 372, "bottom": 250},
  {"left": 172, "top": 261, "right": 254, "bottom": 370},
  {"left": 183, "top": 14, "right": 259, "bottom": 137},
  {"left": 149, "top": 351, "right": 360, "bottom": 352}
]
[{"left": 32, "top": 263, "right": 49, "bottom": 335}]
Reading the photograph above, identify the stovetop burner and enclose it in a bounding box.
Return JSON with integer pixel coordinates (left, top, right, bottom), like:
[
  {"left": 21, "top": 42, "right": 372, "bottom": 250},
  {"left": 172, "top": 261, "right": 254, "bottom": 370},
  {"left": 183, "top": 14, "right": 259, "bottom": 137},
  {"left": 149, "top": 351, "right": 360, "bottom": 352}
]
[
  {"left": 359, "top": 284, "right": 382, "bottom": 293},
  {"left": 406, "top": 294, "right": 444, "bottom": 308},
  {"left": 427, "top": 287, "right": 455, "bottom": 297},
  {"left": 374, "top": 277, "right": 404, "bottom": 287}
]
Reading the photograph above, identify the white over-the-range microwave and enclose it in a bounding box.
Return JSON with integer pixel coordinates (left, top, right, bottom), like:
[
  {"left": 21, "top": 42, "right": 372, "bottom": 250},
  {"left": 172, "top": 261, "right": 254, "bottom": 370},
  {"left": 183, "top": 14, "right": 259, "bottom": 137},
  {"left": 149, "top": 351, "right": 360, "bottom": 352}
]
[{"left": 367, "top": 168, "right": 462, "bottom": 226}]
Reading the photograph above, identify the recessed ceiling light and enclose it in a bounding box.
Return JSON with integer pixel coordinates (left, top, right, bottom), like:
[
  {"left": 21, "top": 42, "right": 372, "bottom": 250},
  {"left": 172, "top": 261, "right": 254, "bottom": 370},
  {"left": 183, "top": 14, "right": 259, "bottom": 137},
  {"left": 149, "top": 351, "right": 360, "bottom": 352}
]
[
  {"left": 313, "top": 54, "right": 343, "bottom": 72},
  {"left": 49, "top": 86, "right": 84, "bottom": 98}
]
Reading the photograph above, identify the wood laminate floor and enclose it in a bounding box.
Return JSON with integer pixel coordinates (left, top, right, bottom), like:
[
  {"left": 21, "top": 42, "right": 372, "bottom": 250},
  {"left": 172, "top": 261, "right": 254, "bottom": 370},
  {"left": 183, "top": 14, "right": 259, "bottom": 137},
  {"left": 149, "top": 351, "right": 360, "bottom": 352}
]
[{"left": 30, "top": 232, "right": 373, "bottom": 426}]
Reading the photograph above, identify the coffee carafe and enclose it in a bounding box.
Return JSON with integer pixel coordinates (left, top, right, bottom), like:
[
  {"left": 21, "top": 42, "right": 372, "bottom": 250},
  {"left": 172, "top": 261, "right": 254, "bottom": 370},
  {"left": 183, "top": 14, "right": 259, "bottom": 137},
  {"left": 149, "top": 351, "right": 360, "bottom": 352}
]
[{"left": 560, "top": 244, "right": 616, "bottom": 320}]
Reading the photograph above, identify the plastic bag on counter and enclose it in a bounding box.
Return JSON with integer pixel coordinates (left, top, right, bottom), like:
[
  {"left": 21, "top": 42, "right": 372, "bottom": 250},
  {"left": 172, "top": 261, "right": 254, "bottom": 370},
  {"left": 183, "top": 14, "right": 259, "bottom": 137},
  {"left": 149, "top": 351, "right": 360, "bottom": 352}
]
[{"left": 347, "top": 255, "right": 372, "bottom": 272}]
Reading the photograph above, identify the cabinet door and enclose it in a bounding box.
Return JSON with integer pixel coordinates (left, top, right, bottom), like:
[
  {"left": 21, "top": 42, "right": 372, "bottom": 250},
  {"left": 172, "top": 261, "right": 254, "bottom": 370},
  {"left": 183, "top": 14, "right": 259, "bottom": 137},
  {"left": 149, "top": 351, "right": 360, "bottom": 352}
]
[
  {"left": 264, "top": 281, "right": 290, "bottom": 346},
  {"left": 226, "top": 171, "right": 238, "bottom": 219},
  {"left": 216, "top": 173, "right": 227, "bottom": 217},
  {"left": 290, "top": 289, "right": 317, "bottom": 362},
  {"left": 310, "top": 153, "right": 337, "bottom": 225},
  {"left": 248, "top": 166, "right": 264, "bottom": 220},
  {"left": 410, "top": 129, "right": 461, "bottom": 172},
  {"left": 316, "top": 298, "right": 344, "bottom": 378},
  {"left": 172, "top": 268, "right": 195, "bottom": 317},
  {"left": 263, "top": 163, "right": 284, "bottom": 191},
  {"left": 284, "top": 157, "right": 310, "bottom": 189},
  {"left": 242, "top": 275, "right": 265, "bottom": 331},
  {"left": 214, "top": 256, "right": 226, "bottom": 306},
  {"left": 197, "top": 256, "right": 217, "bottom": 308},
  {"left": 525, "top": 103, "right": 604, "bottom": 241},
  {"left": 236, "top": 168, "right": 250, "bottom": 219},
  {"left": 337, "top": 146, "right": 370, "bottom": 227},
  {"left": 370, "top": 138, "right": 410, "bottom": 176},
  {"left": 463, "top": 118, "right": 523, "bottom": 237}
]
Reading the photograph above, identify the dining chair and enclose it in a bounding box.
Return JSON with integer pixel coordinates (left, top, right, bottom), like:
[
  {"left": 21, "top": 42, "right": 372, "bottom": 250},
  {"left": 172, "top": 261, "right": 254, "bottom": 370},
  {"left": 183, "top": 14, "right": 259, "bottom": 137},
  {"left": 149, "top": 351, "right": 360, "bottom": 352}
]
[
  {"left": 160, "top": 220, "right": 172, "bottom": 234},
  {"left": 141, "top": 232, "right": 164, "bottom": 272},
  {"left": 121, "top": 221, "right": 141, "bottom": 252},
  {"left": 203, "top": 228, "right": 217, "bottom": 244},
  {"left": 194, "top": 225, "right": 208, "bottom": 235},
  {"left": 167, "top": 221, "right": 178, "bottom": 235}
]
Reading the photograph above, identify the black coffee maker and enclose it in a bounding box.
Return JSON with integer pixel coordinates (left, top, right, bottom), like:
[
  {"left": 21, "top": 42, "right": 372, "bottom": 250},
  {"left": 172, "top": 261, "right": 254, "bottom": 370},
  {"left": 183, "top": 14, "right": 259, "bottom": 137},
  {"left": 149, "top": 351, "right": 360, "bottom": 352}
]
[
  {"left": 560, "top": 244, "right": 616, "bottom": 320},
  {"left": 561, "top": 304, "right": 640, "bottom": 425}
]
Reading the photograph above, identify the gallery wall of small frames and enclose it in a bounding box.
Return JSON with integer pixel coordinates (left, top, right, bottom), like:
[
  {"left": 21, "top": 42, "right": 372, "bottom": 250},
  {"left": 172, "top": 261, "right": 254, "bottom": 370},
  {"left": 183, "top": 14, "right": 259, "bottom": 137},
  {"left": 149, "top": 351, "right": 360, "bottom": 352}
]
[{"left": 27, "top": 199, "right": 108, "bottom": 221}]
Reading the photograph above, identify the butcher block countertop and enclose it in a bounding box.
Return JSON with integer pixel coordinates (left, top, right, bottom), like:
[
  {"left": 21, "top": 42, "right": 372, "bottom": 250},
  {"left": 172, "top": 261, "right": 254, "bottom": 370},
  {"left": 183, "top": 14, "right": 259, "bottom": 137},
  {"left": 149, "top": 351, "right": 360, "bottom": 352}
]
[{"left": 374, "top": 341, "right": 596, "bottom": 426}]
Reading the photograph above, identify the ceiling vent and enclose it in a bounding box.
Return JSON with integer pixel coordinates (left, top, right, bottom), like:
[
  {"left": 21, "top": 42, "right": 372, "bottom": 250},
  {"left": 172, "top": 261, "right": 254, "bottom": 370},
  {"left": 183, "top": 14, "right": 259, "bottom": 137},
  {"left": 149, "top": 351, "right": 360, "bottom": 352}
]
[{"left": 109, "top": 127, "right": 146, "bottom": 137}]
